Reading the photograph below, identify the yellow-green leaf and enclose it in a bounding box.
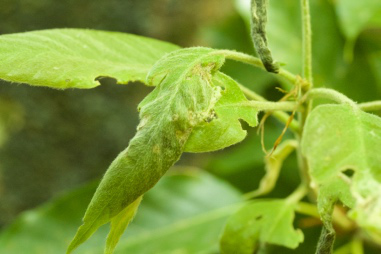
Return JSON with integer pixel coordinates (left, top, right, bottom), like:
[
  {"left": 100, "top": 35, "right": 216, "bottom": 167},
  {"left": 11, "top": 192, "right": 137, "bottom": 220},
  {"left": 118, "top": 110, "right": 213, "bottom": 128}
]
[
  {"left": 185, "top": 72, "right": 258, "bottom": 153},
  {"left": 302, "top": 104, "right": 381, "bottom": 240},
  {"left": 105, "top": 196, "right": 142, "bottom": 254},
  {"left": 220, "top": 199, "right": 303, "bottom": 254},
  {"left": 0, "top": 29, "right": 179, "bottom": 89}
]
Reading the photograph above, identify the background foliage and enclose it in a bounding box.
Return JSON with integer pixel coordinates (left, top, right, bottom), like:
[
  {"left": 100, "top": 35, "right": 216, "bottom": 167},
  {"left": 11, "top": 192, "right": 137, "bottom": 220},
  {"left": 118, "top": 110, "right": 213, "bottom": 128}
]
[{"left": 0, "top": 0, "right": 380, "bottom": 253}]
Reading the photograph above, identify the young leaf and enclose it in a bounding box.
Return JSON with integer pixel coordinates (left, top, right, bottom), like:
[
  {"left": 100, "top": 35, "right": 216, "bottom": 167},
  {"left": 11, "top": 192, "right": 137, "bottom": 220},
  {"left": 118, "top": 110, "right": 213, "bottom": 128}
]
[
  {"left": 302, "top": 104, "right": 381, "bottom": 240},
  {"left": 184, "top": 72, "right": 258, "bottom": 153},
  {"left": 220, "top": 199, "right": 304, "bottom": 254},
  {"left": 67, "top": 47, "right": 233, "bottom": 253},
  {"left": 105, "top": 196, "right": 142, "bottom": 254},
  {"left": 0, "top": 29, "right": 179, "bottom": 89}
]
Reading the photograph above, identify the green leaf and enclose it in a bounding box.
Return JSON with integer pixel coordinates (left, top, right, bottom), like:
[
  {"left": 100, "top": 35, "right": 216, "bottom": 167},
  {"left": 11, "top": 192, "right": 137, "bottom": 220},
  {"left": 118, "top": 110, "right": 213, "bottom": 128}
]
[
  {"left": 301, "top": 104, "right": 381, "bottom": 240},
  {"left": 67, "top": 47, "right": 237, "bottom": 253},
  {"left": 104, "top": 196, "right": 142, "bottom": 254},
  {"left": 220, "top": 199, "right": 304, "bottom": 254},
  {"left": 335, "top": 0, "right": 381, "bottom": 40},
  {"left": 184, "top": 72, "right": 258, "bottom": 153},
  {"left": 0, "top": 29, "right": 179, "bottom": 89},
  {"left": 315, "top": 177, "right": 354, "bottom": 254},
  {"left": 0, "top": 169, "right": 242, "bottom": 254}
]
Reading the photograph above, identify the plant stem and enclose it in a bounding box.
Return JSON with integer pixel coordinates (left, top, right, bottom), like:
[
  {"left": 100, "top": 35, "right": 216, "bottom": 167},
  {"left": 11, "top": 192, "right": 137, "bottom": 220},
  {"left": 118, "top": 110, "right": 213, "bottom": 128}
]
[
  {"left": 358, "top": 100, "right": 381, "bottom": 111},
  {"left": 351, "top": 238, "right": 364, "bottom": 254},
  {"left": 245, "top": 101, "right": 297, "bottom": 112},
  {"left": 304, "top": 88, "right": 356, "bottom": 106},
  {"left": 238, "top": 83, "right": 266, "bottom": 101},
  {"left": 216, "top": 50, "right": 298, "bottom": 84},
  {"left": 238, "top": 84, "right": 301, "bottom": 133},
  {"left": 301, "top": 0, "right": 313, "bottom": 87},
  {"left": 296, "top": 0, "right": 313, "bottom": 197},
  {"left": 286, "top": 184, "right": 308, "bottom": 204},
  {"left": 295, "top": 202, "right": 320, "bottom": 218}
]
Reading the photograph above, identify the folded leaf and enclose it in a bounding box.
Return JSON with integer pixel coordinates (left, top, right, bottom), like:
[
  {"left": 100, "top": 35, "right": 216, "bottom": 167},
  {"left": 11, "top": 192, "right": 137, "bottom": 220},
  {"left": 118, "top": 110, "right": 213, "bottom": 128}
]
[
  {"left": 302, "top": 104, "right": 381, "bottom": 240},
  {"left": 0, "top": 29, "right": 179, "bottom": 89},
  {"left": 220, "top": 199, "right": 303, "bottom": 254},
  {"left": 184, "top": 72, "right": 258, "bottom": 152},
  {"left": 67, "top": 47, "right": 232, "bottom": 253}
]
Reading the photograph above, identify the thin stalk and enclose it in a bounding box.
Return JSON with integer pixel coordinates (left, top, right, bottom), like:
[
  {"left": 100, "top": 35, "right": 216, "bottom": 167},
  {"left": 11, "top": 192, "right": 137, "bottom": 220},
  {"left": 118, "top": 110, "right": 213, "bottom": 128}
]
[
  {"left": 304, "top": 88, "right": 356, "bottom": 106},
  {"left": 238, "top": 84, "right": 301, "bottom": 133},
  {"left": 271, "top": 111, "right": 300, "bottom": 133},
  {"left": 295, "top": 202, "right": 320, "bottom": 218},
  {"left": 244, "top": 101, "right": 297, "bottom": 112},
  {"left": 358, "top": 100, "right": 381, "bottom": 111},
  {"left": 295, "top": 203, "right": 355, "bottom": 232},
  {"left": 286, "top": 184, "right": 308, "bottom": 204},
  {"left": 215, "top": 50, "right": 298, "bottom": 84},
  {"left": 301, "top": 0, "right": 313, "bottom": 87},
  {"left": 296, "top": 0, "right": 314, "bottom": 196},
  {"left": 238, "top": 83, "right": 266, "bottom": 101}
]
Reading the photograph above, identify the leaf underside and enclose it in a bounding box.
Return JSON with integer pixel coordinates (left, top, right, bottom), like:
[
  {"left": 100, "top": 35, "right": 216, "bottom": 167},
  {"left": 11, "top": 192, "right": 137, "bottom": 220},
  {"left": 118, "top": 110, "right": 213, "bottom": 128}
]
[
  {"left": 0, "top": 29, "right": 179, "bottom": 89},
  {"left": 302, "top": 104, "right": 381, "bottom": 240}
]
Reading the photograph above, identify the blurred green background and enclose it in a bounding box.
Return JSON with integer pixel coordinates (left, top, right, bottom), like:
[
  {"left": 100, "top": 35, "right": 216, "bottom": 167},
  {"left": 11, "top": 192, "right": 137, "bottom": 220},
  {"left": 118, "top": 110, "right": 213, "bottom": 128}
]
[{"left": 0, "top": 0, "right": 380, "bottom": 253}]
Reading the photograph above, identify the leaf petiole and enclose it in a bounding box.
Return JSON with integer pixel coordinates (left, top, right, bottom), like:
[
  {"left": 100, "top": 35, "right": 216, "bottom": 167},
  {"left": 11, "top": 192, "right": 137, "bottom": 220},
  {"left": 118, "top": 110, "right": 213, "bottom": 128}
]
[
  {"left": 245, "top": 100, "right": 298, "bottom": 112},
  {"left": 238, "top": 84, "right": 301, "bottom": 132},
  {"left": 358, "top": 100, "right": 381, "bottom": 111},
  {"left": 295, "top": 202, "right": 320, "bottom": 218},
  {"left": 286, "top": 184, "right": 309, "bottom": 204},
  {"left": 303, "top": 88, "right": 356, "bottom": 106}
]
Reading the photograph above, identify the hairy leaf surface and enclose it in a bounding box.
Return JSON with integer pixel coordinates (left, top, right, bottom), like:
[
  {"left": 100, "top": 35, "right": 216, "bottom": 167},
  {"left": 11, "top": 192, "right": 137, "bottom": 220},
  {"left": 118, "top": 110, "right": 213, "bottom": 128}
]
[
  {"left": 0, "top": 29, "right": 179, "bottom": 89},
  {"left": 220, "top": 199, "right": 303, "bottom": 253},
  {"left": 105, "top": 196, "right": 142, "bottom": 254},
  {"left": 185, "top": 72, "right": 258, "bottom": 152},
  {"left": 67, "top": 47, "right": 234, "bottom": 253},
  {"left": 302, "top": 104, "right": 381, "bottom": 239}
]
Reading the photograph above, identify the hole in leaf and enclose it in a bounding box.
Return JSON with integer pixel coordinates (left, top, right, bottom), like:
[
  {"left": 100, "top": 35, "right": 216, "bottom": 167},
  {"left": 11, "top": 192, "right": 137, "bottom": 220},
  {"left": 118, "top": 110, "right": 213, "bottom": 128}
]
[
  {"left": 238, "top": 119, "right": 250, "bottom": 131},
  {"left": 342, "top": 169, "right": 355, "bottom": 178}
]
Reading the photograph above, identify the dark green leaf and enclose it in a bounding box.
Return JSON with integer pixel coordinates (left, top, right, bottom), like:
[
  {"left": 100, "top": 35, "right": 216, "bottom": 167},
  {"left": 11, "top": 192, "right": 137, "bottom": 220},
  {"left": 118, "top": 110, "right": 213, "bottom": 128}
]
[{"left": 0, "top": 169, "right": 242, "bottom": 254}]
